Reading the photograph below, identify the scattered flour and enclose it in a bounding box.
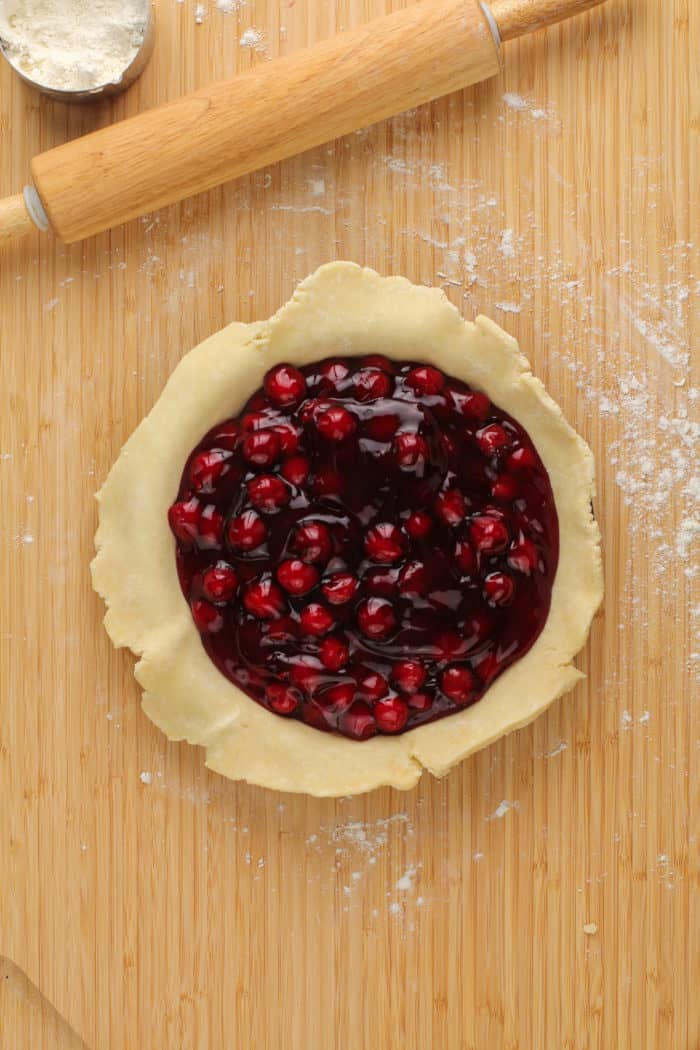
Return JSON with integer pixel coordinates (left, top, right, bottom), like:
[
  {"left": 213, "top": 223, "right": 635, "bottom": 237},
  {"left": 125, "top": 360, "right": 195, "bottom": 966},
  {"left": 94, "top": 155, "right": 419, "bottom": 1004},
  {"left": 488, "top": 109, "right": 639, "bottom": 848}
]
[
  {"left": 307, "top": 813, "right": 414, "bottom": 860},
  {"left": 216, "top": 0, "right": 245, "bottom": 10},
  {"left": 498, "top": 229, "right": 516, "bottom": 258},
  {"left": 542, "top": 740, "right": 568, "bottom": 759},
  {"left": 194, "top": 2, "right": 205, "bottom": 22},
  {"left": 395, "top": 865, "right": 419, "bottom": 891},
  {"left": 501, "top": 93, "right": 557, "bottom": 125},
  {"left": 239, "top": 26, "right": 266, "bottom": 53},
  {"left": 139, "top": 770, "right": 153, "bottom": 785},
  {"left": 487, "top": 800, "right": 520, "bottom": 821}
]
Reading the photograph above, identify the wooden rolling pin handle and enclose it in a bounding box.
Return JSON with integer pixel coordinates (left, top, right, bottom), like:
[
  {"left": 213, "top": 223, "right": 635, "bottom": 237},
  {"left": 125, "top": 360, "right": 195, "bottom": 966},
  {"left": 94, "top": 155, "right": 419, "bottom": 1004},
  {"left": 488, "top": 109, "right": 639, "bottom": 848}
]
[
  {"left": 489, "top": 0, "right": 608, "bottom": 42},
  {"left": 0, "top": 193, "right": 37, "bottom": 243},
  {"left": 0, "top": 187, "right": 50, "bottom": 243}
]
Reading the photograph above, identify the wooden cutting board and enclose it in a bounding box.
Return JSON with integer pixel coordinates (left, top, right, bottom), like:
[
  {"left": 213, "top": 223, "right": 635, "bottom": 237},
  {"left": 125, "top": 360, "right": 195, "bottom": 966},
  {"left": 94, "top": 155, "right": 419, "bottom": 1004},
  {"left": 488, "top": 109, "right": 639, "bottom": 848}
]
[{"left": 0, "top": 1, "right": 697, "bottom": 1047}]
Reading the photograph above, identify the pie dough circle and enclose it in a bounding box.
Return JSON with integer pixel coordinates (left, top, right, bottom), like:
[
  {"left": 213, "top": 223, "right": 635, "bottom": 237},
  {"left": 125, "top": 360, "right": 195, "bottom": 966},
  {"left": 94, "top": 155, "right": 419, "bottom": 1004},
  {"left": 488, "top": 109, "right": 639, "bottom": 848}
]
[{"left": 92, "top": 262, "right": 603, "bottom": 796}]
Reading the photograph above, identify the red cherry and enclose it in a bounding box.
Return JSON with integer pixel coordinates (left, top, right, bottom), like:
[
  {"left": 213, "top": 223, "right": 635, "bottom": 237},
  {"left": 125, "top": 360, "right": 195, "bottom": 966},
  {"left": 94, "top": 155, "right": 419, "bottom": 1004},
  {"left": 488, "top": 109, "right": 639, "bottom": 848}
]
[
  {"left": 341, "top": 700, "right": 377, "bottom": 740},
  {"left": 299, "top": 603, "right": 335, "bottom": 636},
  {"left": 355, "top": 670, "right": 389, "bottom": 702},
  {"left": 243, "top": 578, "right": 286, "bottom": 619},
  {"left": 205, "top": 421, "right": 240, "bottom": 450},
  {"left": 404, "top": 511, "right": 433, "bottom": 538},
  {"left": 168, "top": 498, "right": 201, "bottom": 546},
  {"left": 289, "top": 657, "right": 322, "bottom": 693},
  {"left": 357, "top": 597, "right": 396, "bottom": 639},
  {"left": 247, "top": 474, "right": 290, "bottom": 513},
  {"left": 315, "top": 404, "right": 356, "bottom": 442},
  {"left": 241, "top": 411, "right": 271, "bottom": 432},
  {"left": 406, "top": 365, "right": 444, "bottom": 396},
  {"left": 507, "top": 446, "right": 537, "bottom": 471},
  {"left": 508, "top": 538, "right": 539, "bottom": 574},
  {"left": 191, "top": 599, "right": 224, "bottom": 633},
  {"left": 197, "top": 505, "right": 224, "bottom": 549},
  {"left": 292, "top": 522, "right": 333, "bottom": 565},
  {"left": 476, "top": 424, "right": 511, "bottom": 456},
  {"left": 408, "top": 692, "right": 433, "bottom": 711},
  {"left": 469, "top": 515, "right": 509, "bottom": 554},
  {"left": 281, "top": 455, "right": 310, "bottom": 486},
  {"left": 265, "top": 616, "right": 299, "bottom": 642},
  {"left": 272, "top": 421, "right": 301, "bottom": 456},
  {"left": 483, "top": 571, "right": 515, "bottom": 606},
  {"left": 189, "top": 449, "right": 231, "bottom": 494},
  {"left": 319, "top": 360, "right": 351, "bottom": 391},
  {"left": 264, "top": 364, "right": 306, "bottom": 407},
  {"left": 397, "top": 561, "right": 428, "bottom": 596},
  {"left": 298, "top": 398, "right": 318, "bottom": 424},
  {"left": 364, "top": 413, "right": 400, "bottom": 442},
  {"left": 361, "top": 354, "right": 395, "bottom": 372},
  {"left": 364, "top": 568, "right": 398, "bottom": 596},
  {"left": 319, "top": 636, "right": 350, "bottom": 671},
  {"left": 311, "top": 466, "right": 344, "bottom": 496},
  {"left": 322, "top": 572, "right": 359, "bottom": 605},
  {"left": 455, "top": 390, "right": 490, "bottom": 422},
  {"left": 391, "top": 659, "right": 426, "bottom": 694},
  {"left": 364, "top": 523, "right": 405, "bottom": 562},
  {"left": 301, "top": 702, "right": 332, "bottom": 731},
  {"left": 441, "top": 665, "right": 476, "bottom": 704},
  {"left": 454, "top": 540, "right": 475, "bottom": 575},
  {"left": 374, "top": 696, "right": 410, "bottom": 733},
  {"left": 277, "top": 559, "right": 320, "bottom": 595},
  {"left": 353, "top": 368, "right": 392, "bottom": 401},
  {"left": 227, "top": 510, "right": 267, "bottom": 551},
  {"left": 491, "top": 474, "right": 518, "bottom": 502},
  {"left": 318, "top": 682, "right": 356, "bottom": 712},
  {"left": 434, "top": 489, "right": 467, "bottom": 525},
  {"left": 267, "top": 684, "right": 301, "bottom": 714},
  {"left": 201, "top": 563, "right": 239, "bottom": 602},
  {"left": 393, "top": 432, "right": 429, "bottom": 470},
  {"left": 475, "top": 650, "right": 500, "bottom": 684},
  {"left": 242, "top": 429, "right": 281, "bottom": 467}
]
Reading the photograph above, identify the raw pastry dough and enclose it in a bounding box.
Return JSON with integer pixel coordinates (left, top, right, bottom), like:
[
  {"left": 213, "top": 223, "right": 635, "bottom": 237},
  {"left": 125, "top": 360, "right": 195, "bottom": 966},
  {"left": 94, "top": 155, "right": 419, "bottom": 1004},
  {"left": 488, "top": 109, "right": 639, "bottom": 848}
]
[{"left": 92, "top": 262, "right": 603, "bottom": 796}]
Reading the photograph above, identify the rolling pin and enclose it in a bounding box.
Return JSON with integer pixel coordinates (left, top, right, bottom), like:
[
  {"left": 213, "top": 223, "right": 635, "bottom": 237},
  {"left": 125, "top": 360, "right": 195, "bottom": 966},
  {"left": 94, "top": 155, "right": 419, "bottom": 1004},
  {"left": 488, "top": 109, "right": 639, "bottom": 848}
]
[{"left": 0, "top": 0, "right": 606, "bottom": 244}]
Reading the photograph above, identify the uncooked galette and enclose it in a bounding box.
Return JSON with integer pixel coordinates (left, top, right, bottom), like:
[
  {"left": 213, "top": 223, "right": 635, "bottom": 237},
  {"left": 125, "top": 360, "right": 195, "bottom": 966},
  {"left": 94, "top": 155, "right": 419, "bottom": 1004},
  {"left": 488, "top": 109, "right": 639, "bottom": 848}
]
[{"left": 92, "top": 262, "right": 602, "bottom": 796}]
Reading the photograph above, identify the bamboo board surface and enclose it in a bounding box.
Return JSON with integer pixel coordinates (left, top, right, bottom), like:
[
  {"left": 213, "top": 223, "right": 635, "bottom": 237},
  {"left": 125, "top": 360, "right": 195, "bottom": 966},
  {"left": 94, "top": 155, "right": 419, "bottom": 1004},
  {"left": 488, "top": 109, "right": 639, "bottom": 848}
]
[{"left": 0, "top": 1, "right": 697, "bottom": 1047}]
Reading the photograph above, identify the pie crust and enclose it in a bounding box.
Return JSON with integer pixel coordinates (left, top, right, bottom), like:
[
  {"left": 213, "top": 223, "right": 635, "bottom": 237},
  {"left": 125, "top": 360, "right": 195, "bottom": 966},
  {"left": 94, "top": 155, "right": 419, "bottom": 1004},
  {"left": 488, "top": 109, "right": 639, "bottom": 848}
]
[{"left": 92, "top": 262, "right": 603, "bottom": 796}]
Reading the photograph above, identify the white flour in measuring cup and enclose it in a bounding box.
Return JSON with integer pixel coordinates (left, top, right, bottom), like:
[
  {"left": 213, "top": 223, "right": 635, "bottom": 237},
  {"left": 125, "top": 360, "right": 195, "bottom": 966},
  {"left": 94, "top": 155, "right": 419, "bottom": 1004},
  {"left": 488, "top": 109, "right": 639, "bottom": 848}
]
[{"left": 0, "top": 0, "right": 147, "bottom": 92}]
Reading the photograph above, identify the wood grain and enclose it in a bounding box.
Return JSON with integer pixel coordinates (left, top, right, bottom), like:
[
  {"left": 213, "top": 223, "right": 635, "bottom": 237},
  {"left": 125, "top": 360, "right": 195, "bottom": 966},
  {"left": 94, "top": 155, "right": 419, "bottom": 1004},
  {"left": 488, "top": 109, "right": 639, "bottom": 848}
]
[{"left": 0, "top": 0, "right": 697, "bottom": 1047}]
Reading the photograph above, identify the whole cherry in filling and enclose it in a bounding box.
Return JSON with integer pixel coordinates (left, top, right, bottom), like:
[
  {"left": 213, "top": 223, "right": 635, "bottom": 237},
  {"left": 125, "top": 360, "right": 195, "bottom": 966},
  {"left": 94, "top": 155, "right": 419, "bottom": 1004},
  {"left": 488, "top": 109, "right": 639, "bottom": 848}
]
[{"left": 169, "top": 357, "right": 559, "bottom": 740}]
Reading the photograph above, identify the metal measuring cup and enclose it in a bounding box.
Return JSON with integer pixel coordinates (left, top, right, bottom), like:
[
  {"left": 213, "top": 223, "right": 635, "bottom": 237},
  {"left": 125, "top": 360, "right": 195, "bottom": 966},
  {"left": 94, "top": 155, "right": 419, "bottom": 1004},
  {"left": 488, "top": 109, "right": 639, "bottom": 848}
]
[{"left": 0, "top": 0, "right": 155, "bottom": 102}]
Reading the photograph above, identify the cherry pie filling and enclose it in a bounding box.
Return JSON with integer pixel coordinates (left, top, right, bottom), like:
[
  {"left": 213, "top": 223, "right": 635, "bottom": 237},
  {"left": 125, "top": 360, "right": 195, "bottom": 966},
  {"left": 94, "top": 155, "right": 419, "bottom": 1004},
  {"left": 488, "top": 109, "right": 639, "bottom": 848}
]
[{"left": 168, "top": 358, "right": 559, "bottom": 740}]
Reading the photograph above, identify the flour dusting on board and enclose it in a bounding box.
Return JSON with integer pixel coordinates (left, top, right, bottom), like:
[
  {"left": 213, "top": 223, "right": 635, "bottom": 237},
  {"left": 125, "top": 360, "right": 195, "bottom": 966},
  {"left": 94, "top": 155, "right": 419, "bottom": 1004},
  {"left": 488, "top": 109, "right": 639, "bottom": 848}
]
[
  {"left": 239, "top": 27, "right": 267, "bottom": 54},
  {"left": 307, "top": 812, "right": 414, "bottom": 858}
]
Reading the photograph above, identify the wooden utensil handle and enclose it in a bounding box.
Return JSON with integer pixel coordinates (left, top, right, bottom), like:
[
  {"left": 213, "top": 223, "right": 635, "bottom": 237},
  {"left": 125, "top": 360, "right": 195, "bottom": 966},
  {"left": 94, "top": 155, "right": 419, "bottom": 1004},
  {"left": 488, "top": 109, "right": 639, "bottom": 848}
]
[
  {"left": 490, "top": 0, "right": 607, "bottom": 41},
  {"left": 31, "top": 0, "right": 501, "bottom": 242},
  {"left": 0, "top": 193, "right": 36, "bottom": 243}
]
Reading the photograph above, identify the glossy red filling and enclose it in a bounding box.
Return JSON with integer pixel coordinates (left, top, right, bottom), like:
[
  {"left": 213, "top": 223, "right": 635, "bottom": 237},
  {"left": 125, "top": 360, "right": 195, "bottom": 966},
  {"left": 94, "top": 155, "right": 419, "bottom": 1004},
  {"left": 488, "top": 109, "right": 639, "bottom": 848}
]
[{"left": 168, "top": 357, "right": 558, "bottom": 740}]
